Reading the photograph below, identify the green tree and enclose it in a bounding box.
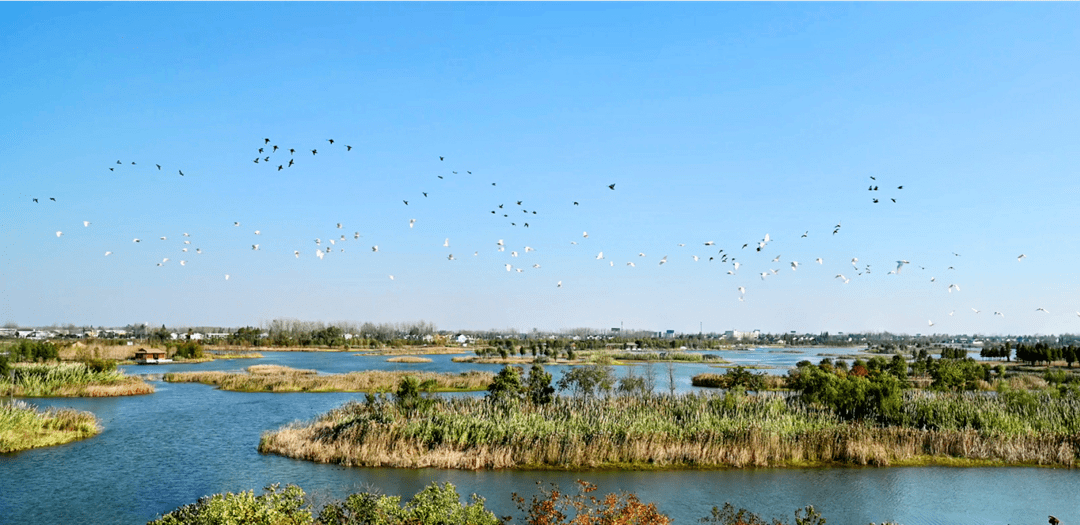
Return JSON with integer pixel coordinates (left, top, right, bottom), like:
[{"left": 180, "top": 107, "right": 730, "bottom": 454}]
[
  {"left": 525, "top": 364, "right": 555, "bottom": 404},
  {"left": 557, "top": 365, "right": 616, "bottom": 398},
  {"left": 487, "top": 365, "right": 524, "bottom": 403}
]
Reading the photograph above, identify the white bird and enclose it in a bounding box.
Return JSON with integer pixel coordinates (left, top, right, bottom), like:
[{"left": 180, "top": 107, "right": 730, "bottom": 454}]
[
  {"left": 160, "top": 236, "right": 166, "bottom": 241},
  {"left": 772, "top": 255, "right": 781, "bottom": 262},
  {"left": 157, "top": 263, "right": 162, "bottom": 267},
  {"left": 252, "top": 244, "right": 259, "bottom": 250},
  {"left": 474, "top": 251, "right": 478, "bottom": 256},
  {"left": 254, "top": 230, "right": 260, "bottom": 235},
  {"left": 505, "top": 264, "right": 512, "bottom": 272},
  {"left": 294, "top": 251, "right": 300, "bottom": 258},
  {"left": 692, "top": 255, "right": 699, "bottom": 262},
  {"left": 791, "top": 261, "right": 799, "bottom": 270},
  {"left": 316, "top": 250, "right": 324, "bottom": 259},
  {"left": 583, "top": 232, "right": 588, "bottom": 238},
  {"left": 162, "top": 258, "right": 169, "bottom": 263},
  {"left": 627, "top": 262, "right": 635, "bottom": 267},
  {"left": 184, "top": 241, "right": 190, "bottom": 245},
  {"left": 638, "top": 253, "right": 646, "bottom": 257},
  {"left": 516, "top": 268, "right": 524, "bottom": 273},
  {"left": 1018, "top": 254, "right": 1026, "bottom": 261},
  {"left": 340, "top": 235, "right": 346, "bottom": 241},
  {"left": 948, "top": 284, "right": 960, "bottom": 293},
  {"left": 511, "top": 251, "right": 518, "bottom": 257},
  {"left": 182, "top": 248, "right": 188, "bottom": 252},
  {"left": 224, "top": 274, "right": 230, "bottom": 280},
  {"left": 533, "top": 264, "right": 541, "bottom": 268},
  {"left": 409, "top": 219, "right": 415, "bottom": 228},
  {"left": 1037, "top": 307, "right": 1049, "bottom": 313},
  {"left": 497, "top": 239, "right": 504, "bottom": 246},
  {"left": 234, "top": 222, "right": 240, "bottom": 227},
  {"left": 180, "top": 260, "right": 186, "bottom": 266},
  {"left": 770, "top": 268, "right": 779, "bottom": 275},
  {"left": 55, "top": 231, "right": 62, "bottom": 237},
  {"left": 994, "top": 311, "right": 1004, "bottom": 317},
  {"left": 738, "top": 286, "right": 745, "bottom": 295},
  {"left": 949, "top": 310, "right": 955, "bottom": 316},
  {"left": 733, "top": 261, "right": 741, "bottom": 271},
  {"left": 183, "top": 233, "right": 189, "bottom": 237},
  {"left": 336, "top": 223, "right": 342, "bottom": 229},
  {"left": 738, "top": 296, "right": 745, "bottom": 302},
  {"left": 659, "top": 256, "right": 668, "bottom": 265},
  {"left": 678, "top": 243, "right": 685, "bottom": 247},
  {"left": 83, "top": 221, "right": 90, "bottom": 227},
  {"left": 326, "top": 246, "right": 332, "bottom": 253},
  {"left": 851, "top": 257, "right": 859, "bottom": 268},
  {"left": 389, "top": 275, "right": 394, "bottom": 280},
  {"left": 448, "top": 254, "right": 455, "bottom": 260},
  {"left": 760, "top": 272, "right": 768, "bottom": 280},
  {"left": 315, "top": 239, "right": 321, "bottom": 245},
  {"left": 330, "top": 239, "right": 335, "bottom": 245},
  {"left": 609, "top": 261, "right": 614, "bottom": 266},
  {"left": 596, "top": 252, "right": 604, "bottom": 260},
  {"left": 354, "top": 232, "right": 360, "bottom": 240},
  {"left": 444, "top": 238, "right": 449, "bottom": 247},
  {"left": 570, "top": 241, "right": 578, "bottom": 245},
  {"left": 896, "top": 260, "right": 909, "bottom": 273},
  {"left": 704, "top": 241, "right": 715, "bottom": 246},
  {"left": 928, "top": 320, "right": 934, "bottom": 327},
  {"left": 972, "top": 308, "right": 981, "bottom": 314},
  {"left": 498, "top": 247, "right": 505, "bottom": 252},
  {"left": 104, "top": 251, "right": 112, "bottom": 256},
  {"left": 195, "top": 248, "right": 202, "bottom": 254},
  {"left": 525, "top": 246, "right": 534, "bottom": 252},
  {"left": 371, "top": 246, "right": 378, "bottom": 252},
  {"left": 930, "top": 277, "right": 936, "bottom": 282},
  {"left": 557, "top": 281, "right": 562, "bottom": 288},
  {"left": 815, "top": 258, "right": 823, "bottom": 264},
  {"left": 1076, "top": 312, "right": 1080, "bottom": 318},
  {"left": 727, "top": 270, "right": 734, "bottom": 275}
]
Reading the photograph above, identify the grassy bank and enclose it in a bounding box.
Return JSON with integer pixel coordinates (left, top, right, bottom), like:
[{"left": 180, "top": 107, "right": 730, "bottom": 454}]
[
  {"left": 0, "top": 400, "right": 100, "bottom": 452},
  {"left": 164, "top": 365, "right": 493, "bottom": 393},
  {"left": 386, "top": 356, "right": 432, "bottom": 363},
  {"left": 259, "top": 390, "right": 1080, "bottom": 470},
  {"left": 0, "top": 362, "right": 154, "bottom": 397}
]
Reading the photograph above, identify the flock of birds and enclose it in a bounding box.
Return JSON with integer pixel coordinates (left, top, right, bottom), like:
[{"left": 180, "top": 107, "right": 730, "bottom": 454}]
[{"left": 31, "top": 136, "right": 1079, "bottom": 331}]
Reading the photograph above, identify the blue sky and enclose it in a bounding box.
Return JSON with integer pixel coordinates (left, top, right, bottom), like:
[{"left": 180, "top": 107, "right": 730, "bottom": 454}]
[{"left": 3, "top": 3, "right": 1079, "bottom": 335}]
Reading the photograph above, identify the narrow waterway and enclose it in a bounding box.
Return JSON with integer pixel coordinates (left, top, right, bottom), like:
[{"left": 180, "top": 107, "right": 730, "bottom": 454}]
[{"left": 1, "top": 350, "right": 1076, "bottom": 524}]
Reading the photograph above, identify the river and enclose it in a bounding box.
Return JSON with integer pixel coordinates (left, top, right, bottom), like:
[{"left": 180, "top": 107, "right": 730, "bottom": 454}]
[{"left": 1, "top": 349, "right": 1076, "bottom": 524}]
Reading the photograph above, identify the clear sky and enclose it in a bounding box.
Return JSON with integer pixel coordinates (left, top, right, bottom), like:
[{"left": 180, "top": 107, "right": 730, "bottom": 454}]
[{"left": 3, "top": 2, "right": 1079, "bottom": 335}]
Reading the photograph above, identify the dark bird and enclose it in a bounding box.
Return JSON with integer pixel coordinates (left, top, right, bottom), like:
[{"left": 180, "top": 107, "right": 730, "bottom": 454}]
[
  {"left": 277, "top": 165, "right": 283, "bottom": 171},
  {"left": 328, "top": 139, "right": 334, "bottom": 144},
  {"left": 346, "top": 145, "right": 352, "bottom": 151},
  {"left": 898, "top": 186, "right": 903, "bottom": 189},
  {"left": 608, "top": 184, "right": 616, "bottom": 190},
  {"left": 131, "top": 162, "right": 135, "bottom": 165},
  {"left": 467, "top": 171, "right": 472, "bottom": 174},
  {"left": 873, "top": 198, "right": 879, "bottom": 203},
  {"left": 439, "top": 156, "right": 444, "bottom": 161},
  {"left": 801, "top": 231, "right": 808, "bottom": 237},
  {"left": 574, "top": 202, "right": 579, "bottom": 206},
  {"left": 423, "top": 192, "right": 428, "bottom": 197},
  {"left": 492, "top": 183, "right": 496, "bottom": 186},
  {"left": 499, "top": 204, "right": 503, "bottom": 208},
  {"left": 254, "top": 158, "right": 259, "bottom": 163},
  {"left": 264, "top": 156, "right": 269, "bottom": 162},
  {"left": 156, "top": 164, "right": 161, "bottom": 170},
  {"left": 311, "top": 149, "right": 317, "bottom": 155},
  {"left": 50, "top": 197, "right": 56, "bottom": 201},
  {"left": 870, "top": 176, "right": 876, "bottom": 180},
  {"left": 264, "top": 138, "right": 270, "bottom": 144},
  {"left": 179, "top": 170, "right": 184, "bottom": 176},
  {"left": 742, "top": 244, "right": 748, "bottom": 249},
  {"left": 290, "top": 148, "right": 295, "bottom": 155},
  {"left": 403, "top": 200, "right": 408, "bottom": 205},
  {"left": 288, "top": 159, "right": 294, "bottom": 167},
  {"left": 891, "top": 198, "right": 896, "bottom": 203},
  {"left": 532, "top": 211, "right": 537, "bottom": 214},
  {"left": 1049, "top": 516, "right": 1059, "bottom": 525},
  {"left": 273, "top": 145, "right": 278, "bottom": 152},
  {"left": 453, "top": 171, "right": 458, "bottom": 174},
  {"left": 32, "top": 198, "right": 38, "bottom": 203},
  {"left": 491, "top": 211, "right": 495, "bottom": 214},
  {"left": 109, "top": 168, "right": 114, "bottom": 171},
  {"left": 517, "top": 201, "right": 522, "bottom": 205},
  {"left": 873, "top": 186, "right": 878, "bottom": 191},
  {"left": 117, "top": 160, "right": 122, "bottom": 164},
  {"left": 259, "top": 148, "right": 264, "bottom": 154},
  {"left": 438, "top": 175, "right": 443, "bottom": 179},
  {"left": 524, "top": 223, "right": 529, "bottom": 227}
]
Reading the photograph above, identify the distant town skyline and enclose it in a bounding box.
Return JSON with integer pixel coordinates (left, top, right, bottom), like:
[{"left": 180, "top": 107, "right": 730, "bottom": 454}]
[{"left": 4, "top": 3, "right": 1080, "bottom": 335}]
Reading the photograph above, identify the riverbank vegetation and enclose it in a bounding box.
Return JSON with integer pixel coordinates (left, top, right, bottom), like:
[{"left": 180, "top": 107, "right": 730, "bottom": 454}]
[
  {"left": 260, "top": 360, "right": 1080, "bottom": 470},
  {"left": 164, "top": 365, "right": 493, "bottom": 393},
  {"left": 149, "top": 480, "right": 869, "bottom": 525},
  {"left": 0, "top": 400, "right": 100, "bottom": 452},
  {"left": 0, "top": 361, "right": 154, "bottom": 397}
]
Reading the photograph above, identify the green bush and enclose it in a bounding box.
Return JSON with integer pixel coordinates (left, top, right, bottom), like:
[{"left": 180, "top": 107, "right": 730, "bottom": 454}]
[
  {"left": 149, "top": 483, "right": 311, "bottom": 525},
  {"left": 168, "top": 341, "right": 204, "bottom": 360}
]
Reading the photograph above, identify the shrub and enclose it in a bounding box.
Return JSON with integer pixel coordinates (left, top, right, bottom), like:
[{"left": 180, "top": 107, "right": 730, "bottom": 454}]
[
  {"left": 149, "top": 483, "right": 311, "bottom": 525},
  {"left": 511, "top": 480, "right": 671, "bottom": 525}
]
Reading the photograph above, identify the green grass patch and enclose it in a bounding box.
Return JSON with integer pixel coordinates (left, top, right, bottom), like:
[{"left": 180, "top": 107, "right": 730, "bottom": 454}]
[{"left": 0, "top": 400, "right": 100, "bottom": 452}]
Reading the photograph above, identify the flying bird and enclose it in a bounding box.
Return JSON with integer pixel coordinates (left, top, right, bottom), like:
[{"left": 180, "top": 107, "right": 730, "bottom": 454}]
[
  {"left": 1017, "top": 254, "right": 1026, "bottom": 261},
  {"left": 557, "top": 281, "right": 562, "bottom": 288},
  {"left": 55, "top": 231, "right": 62, "bottom": 237},
  {"left": 104, "top": 251, "right": 112, "bottom": 256},
  {"left": 972, "top": 308, "right": 981, "bottom": 314},
  {"left": 371, "top": 246, "right": 379, "bottom": 252},
  {"left": 179, "top": 170, "right": 184, "bottom": 176},
  {"left": 83, "top": 221, "right": 91, "bottom": 227},
  {"left": 596, "top": 252, "right": 604, "bottom": 260},
  {"left": 608, "top": 184, "right": 616, "bottom": 190},
  {"left": 1037, "top": 307, "right": 1049, "bottom": 313}
]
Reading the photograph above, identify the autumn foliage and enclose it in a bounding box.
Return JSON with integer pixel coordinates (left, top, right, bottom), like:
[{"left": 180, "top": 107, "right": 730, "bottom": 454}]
[{"left": 511, "top": 480, "right": 671, "bottom": 525}]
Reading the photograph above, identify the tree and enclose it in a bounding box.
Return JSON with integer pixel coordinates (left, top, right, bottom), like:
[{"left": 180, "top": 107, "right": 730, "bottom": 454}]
[
  {"left": 557, "top": 365, "right": 616, "bottom": 398},
  {"left": 666, "top": 361, "right": 677, "bottom": 396},
  {"left": 487, "top": 365, "right": 525, "bottom": 403},
  {"left": 525, "top": 364, "right": 555, "bottom": 405},
  {"left": 511, "top": 480, "right": 671, "bottom": 525}
]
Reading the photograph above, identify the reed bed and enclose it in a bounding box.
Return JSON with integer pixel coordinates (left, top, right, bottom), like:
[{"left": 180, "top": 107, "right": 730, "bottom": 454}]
[
  {"left": 0, "top": 400, "right": 100, "bottom": 452},
  {"left": 386, "top": 356, "right": 433, "bottom": 363},
  {"left": 165, "top": 366, "right": 493, "bottom": 393},
  {"left": 0, "top": 363, "right": 154, "bottom": 397},
  {"left": 259, "top": 390, "right": 1080, "bottom": 469}
]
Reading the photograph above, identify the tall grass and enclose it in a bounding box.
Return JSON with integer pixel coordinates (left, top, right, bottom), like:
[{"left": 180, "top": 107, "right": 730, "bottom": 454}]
[
  {"left": 260, "top": 390, "right": 1080, "bottom": 469},
  {"left": 0, "top": 400, "right": 100, "bottom": 452},
  {"left": 0, "top": 362, "right": 154, "bottom": 397},
  {"left": 165, "top": 366, "right": 493, "bottom": 393}
]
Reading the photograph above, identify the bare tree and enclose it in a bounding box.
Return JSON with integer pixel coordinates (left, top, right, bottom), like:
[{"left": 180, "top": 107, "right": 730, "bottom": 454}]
[
  {"left": 666, "top": 361, "right": 677, "bottom": 396},
  {"left": 643, "top": 361, "right": 657, "bottom": 395}
]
